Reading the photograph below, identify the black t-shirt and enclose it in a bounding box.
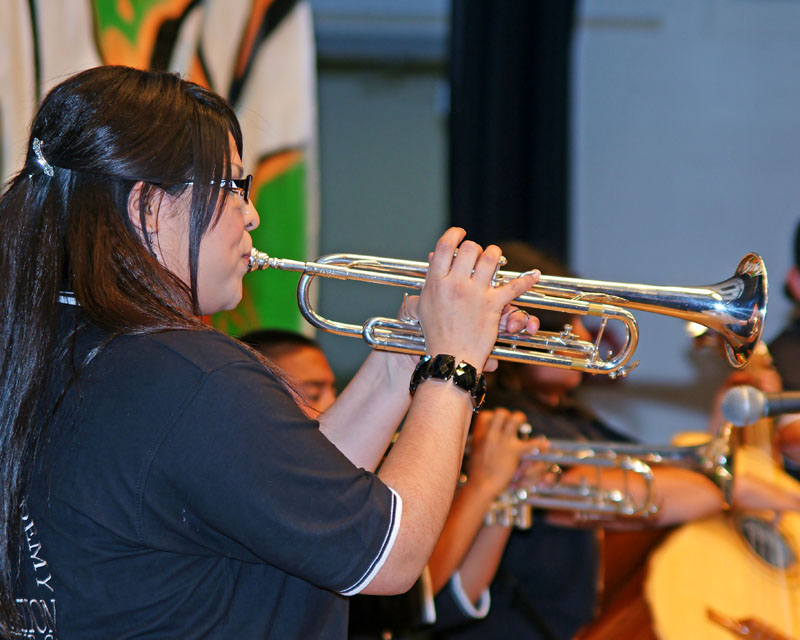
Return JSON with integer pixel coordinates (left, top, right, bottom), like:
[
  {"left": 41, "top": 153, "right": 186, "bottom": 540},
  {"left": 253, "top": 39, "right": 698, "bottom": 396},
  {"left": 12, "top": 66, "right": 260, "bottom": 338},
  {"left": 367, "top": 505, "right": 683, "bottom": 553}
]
[
  {"left": 14, "top": 311, "right": 400, "bottom": 639},
  {"left": 436, "top": 388, "right": 630, "bottom": 640}
]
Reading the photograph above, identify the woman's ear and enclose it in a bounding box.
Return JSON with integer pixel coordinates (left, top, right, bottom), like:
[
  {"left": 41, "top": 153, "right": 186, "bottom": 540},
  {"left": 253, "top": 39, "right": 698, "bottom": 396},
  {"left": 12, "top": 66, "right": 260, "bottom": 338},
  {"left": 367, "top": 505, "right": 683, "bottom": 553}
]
[{"left": 126, "top": 181, "right": 158, "bottom": 237}]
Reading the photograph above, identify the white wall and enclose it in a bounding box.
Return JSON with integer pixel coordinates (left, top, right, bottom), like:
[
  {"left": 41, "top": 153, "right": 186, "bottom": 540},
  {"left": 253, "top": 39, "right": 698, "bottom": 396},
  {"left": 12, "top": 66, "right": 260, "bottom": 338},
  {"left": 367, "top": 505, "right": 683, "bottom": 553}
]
[
  {"left": 308, "top": 0, "right": 450, "bottom": 377},
  {"left": 572, "top": 0, "right": 800, "bottom": 442},
  {"left": 314, "top": 70, "right": 449, "bottom": 377}
]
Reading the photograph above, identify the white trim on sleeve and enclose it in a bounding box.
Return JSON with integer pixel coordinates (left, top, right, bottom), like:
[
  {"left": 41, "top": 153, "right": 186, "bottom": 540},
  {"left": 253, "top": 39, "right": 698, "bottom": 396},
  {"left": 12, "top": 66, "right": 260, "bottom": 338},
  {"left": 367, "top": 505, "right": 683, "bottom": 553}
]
[
  {"left": 449, "top": 571, "right": 490, "bottom": 619},
  {"left": 419, "top": 565, "right": 437, "bottom": 625},
  {"left": 58, "top": 292, "right": 77, "bottom": 305},
  {"left": 339, "top": 487, "right": 403, "bottom": 596}
]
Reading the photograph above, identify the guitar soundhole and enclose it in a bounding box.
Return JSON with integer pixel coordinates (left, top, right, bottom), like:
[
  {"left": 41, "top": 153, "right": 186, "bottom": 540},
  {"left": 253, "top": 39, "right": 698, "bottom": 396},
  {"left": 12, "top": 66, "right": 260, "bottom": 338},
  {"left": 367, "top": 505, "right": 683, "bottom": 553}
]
[{"left": 738, "top": 515, "right": 796, "bottom": 570}]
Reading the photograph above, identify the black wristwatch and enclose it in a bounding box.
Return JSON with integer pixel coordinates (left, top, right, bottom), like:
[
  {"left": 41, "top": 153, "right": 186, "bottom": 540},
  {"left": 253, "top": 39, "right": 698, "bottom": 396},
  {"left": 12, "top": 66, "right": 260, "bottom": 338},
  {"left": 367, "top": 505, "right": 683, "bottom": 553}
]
[{"left": 409, "top": 354, "right": 487, "bottom": 412}]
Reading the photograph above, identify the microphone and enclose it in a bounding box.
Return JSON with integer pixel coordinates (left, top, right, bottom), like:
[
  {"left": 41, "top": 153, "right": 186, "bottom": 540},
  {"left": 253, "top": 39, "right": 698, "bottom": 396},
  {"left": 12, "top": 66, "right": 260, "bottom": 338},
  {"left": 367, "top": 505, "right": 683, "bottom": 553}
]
[{"left": 721, "top": 385, "right": 800, "bottom": 426}]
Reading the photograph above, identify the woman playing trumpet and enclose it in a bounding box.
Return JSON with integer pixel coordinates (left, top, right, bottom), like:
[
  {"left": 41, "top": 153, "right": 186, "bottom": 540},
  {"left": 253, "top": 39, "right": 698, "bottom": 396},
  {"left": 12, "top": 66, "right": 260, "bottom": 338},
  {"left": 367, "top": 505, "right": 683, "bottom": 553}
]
[{"left": 0, "top": 66, "right": 539, "bottom": 638}]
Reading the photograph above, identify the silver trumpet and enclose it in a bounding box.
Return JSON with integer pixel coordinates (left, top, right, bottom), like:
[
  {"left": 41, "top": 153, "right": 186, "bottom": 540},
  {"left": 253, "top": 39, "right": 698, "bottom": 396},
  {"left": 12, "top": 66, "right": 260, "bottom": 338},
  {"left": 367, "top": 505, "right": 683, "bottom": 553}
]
[
  {"left": 248, "top": 249, "right": 767, "bottom": 377},
  {"left": 485, "top": 423, "right": 735, "bottom": 529}
]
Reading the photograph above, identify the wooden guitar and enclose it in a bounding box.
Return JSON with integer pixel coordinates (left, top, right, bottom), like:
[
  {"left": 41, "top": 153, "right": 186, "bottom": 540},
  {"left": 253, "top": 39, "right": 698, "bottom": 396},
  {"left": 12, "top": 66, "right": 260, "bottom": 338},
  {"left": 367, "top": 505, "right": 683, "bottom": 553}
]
[{"left": 644, "top": 444, "right": 800, "bottom": 639}]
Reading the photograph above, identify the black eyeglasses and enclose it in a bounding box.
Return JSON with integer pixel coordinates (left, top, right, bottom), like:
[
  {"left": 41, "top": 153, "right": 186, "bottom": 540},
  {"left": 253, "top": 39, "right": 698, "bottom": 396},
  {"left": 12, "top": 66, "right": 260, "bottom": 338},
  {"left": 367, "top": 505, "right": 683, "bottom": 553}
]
[
  {"left": 217, "top": 174, "right": 252, "bottom": 204},
  {"left": 179, "top": 174, "right": 253, "bottom": 204}
]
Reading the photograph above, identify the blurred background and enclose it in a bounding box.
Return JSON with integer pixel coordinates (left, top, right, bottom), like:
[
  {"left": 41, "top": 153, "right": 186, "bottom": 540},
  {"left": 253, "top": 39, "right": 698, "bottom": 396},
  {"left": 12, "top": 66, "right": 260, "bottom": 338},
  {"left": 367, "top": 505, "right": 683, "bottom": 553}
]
[{"left": 2, "top": 0, "right": 798, "bottom": 442}]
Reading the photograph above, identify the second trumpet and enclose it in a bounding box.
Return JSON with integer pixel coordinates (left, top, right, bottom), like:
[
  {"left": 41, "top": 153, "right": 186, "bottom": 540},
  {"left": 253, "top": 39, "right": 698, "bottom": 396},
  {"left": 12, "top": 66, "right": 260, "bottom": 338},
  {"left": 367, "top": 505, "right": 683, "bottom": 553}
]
[{"left": 484, "top": 424, "right": 735, "bottom": 529}]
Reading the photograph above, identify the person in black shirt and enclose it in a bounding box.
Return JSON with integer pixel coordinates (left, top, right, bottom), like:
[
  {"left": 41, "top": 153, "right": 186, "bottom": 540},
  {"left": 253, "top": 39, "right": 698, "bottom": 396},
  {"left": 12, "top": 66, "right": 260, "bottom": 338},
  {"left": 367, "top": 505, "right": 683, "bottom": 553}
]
[
  {"left": 0, "top": 66, "right": 540, "bottom": 638},
  {"left": 240, "top": 329, "right": 548, "bottom": 638},
  {"left": 437, "top": 243, "right": 800, "bottom": 640},
  {"left": 770, "top": 220, "right": 800, "bottom": 391},
  {"left": 768, "top": 220, "right": 800, "bottom": 473}
]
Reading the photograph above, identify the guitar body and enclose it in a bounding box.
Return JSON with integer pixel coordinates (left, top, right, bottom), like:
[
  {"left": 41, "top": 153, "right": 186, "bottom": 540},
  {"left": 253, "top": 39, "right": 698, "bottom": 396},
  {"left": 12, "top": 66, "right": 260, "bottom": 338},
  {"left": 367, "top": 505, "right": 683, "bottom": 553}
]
[{"left": 644, "top": 445, "right": 800, "bottom": 639}]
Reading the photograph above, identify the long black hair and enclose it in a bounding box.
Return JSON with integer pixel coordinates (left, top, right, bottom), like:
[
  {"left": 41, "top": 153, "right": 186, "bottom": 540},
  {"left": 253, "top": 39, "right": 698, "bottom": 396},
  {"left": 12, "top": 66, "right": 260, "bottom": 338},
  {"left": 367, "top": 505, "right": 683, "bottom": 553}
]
[{"left": 0, "top": 65, "right": 242, "bottom": 632}]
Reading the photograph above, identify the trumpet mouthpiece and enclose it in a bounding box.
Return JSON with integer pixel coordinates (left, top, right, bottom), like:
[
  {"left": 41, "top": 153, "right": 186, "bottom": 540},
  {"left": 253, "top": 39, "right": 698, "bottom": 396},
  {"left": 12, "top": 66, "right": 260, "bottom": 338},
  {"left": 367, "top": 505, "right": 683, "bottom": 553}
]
[{"left": 248, "top": 248, "right": 271, "bottom": 272}]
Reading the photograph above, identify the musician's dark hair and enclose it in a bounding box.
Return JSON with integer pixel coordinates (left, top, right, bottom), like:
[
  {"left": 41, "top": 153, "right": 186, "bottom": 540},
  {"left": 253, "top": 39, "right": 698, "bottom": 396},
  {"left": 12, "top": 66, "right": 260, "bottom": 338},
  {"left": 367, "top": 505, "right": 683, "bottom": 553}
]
[
  {"left": 0, "top": 65, "right": 242, "bottom": 632},
  {"left": 782, "top": 220, "right": 800, "bottom": 301},
  {"left": 239, "top": 328, "right": 322, "bottom": 360},
  {"left": 794, "top": 220, "right": 800, "bottom": 270},
  {"left": 237, "top": 329, "right": 326, "bottom": 414},
  {"left": 498, "top": 241, "right": 576, "bottom": 333},
  {"left": 487, "top": 242, "right": 583, "bottom": 393}
]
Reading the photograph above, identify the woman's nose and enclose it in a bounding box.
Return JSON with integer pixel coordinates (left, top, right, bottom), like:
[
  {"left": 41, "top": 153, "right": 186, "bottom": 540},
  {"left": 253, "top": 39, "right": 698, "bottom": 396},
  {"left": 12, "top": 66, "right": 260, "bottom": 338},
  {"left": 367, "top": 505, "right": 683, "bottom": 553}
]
[{"left": 245, "top": 202, "right": 260, "bottom": 231}]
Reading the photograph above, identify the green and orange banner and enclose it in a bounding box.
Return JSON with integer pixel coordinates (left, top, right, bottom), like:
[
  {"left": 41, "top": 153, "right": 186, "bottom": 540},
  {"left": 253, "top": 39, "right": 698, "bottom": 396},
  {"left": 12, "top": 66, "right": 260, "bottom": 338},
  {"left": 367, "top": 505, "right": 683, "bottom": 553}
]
[{"left": 0, "top": 0, "right": 318, "bottom": 335}]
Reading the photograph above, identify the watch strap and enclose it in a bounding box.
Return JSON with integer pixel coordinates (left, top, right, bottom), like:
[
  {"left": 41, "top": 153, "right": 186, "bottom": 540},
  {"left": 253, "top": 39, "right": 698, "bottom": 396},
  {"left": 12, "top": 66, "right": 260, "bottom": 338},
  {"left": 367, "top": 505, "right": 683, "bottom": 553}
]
[{"left": 409, "top": 354, "right": 486, "bottom": 412}]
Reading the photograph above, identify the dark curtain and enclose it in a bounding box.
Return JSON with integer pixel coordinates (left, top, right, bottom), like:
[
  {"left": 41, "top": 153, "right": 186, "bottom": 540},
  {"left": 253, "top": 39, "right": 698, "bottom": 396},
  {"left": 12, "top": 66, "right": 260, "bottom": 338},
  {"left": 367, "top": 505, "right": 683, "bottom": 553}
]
[{"left": 448, "top": 0, "right": 577, "bottom": 262}]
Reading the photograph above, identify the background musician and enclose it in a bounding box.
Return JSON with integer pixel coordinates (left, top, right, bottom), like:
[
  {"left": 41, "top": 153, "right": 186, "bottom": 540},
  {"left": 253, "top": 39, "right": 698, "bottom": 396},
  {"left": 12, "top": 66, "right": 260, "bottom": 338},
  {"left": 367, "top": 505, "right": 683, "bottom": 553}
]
[
  {"left": 240, "top": 329, "right": 338, "bottom": 417},
  {"left": 768, "top": 219, "right": 800, "bottom": 473},
  {"left": 242, "top": 328, "right": 549, "bottom": 637},
  {"left": 434, "top": 242, "right": 800, "bottom": 640}
]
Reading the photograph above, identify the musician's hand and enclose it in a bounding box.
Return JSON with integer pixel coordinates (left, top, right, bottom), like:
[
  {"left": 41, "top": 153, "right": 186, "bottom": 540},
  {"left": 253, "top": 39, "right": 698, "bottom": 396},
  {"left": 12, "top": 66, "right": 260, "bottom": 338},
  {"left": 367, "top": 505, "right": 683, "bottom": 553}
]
[
  {"left": 387, "top": 294, "right": 426, "bottom": 370},
  {"left": 511, "top": 453, "right": 557, "bottom": 492},
  {"left": 400, "top": 294, "right": 536, "bottom": 373},
  {"left": 417, "top": 228, "right": 539, "bottom": 372},
  {"left": 499, "top": 304, "right": 540, "bottom": 336},
  {"left": 395, "top": 294, "right": 504, "bottom": 372},
  {"left": 467, "top": 408, "right": 545, "bottom": 496},
  {"left": 731, "top": 473, "right": 800, "bottom": 513}
]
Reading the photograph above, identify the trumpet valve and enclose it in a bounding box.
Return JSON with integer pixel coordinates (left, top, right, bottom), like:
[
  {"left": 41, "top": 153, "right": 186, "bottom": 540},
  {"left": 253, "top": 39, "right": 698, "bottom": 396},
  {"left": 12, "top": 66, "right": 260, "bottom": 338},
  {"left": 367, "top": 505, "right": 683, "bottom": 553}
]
[
  {"left": 606, "top": 488, "right": 625, "bottom": 505},
  {"left": 485, "top": 491, "right": 534, "bottom": 529},
  {"left": 515, "top": 504, "right": 533, "bottom": 529},
  {"left": 608, "top": 360, "right": 639, "bottom": 379},
  {"left": 485, "top": 503, "right": 513, "bottom": 528}
]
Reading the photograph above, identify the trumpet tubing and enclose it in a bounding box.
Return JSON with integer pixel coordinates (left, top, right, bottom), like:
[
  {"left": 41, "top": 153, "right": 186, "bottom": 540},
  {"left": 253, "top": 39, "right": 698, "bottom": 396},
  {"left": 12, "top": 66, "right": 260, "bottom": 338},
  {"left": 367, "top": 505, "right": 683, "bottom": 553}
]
[
  {"left": 485, "top": 424, "right": 735, "bottom": 529},
  {"left": 484, "top": 453, "right": 658, "bottom": 529},
  {"left": 248, "top": 249, "right": 767, "bottom": 376}
]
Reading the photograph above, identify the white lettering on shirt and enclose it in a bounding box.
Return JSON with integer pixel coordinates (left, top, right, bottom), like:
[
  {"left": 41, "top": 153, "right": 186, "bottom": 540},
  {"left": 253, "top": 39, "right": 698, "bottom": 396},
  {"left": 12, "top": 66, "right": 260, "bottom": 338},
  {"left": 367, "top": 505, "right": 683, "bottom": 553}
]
[
  {"left": 14, "top": 503, "right": 57, "bottom": 638},
  {"left": 11, "top": 599, "right": 56, "bottom": 639},
  {"left": 19, "top": 504, "right": 53, "bottom": 593}
]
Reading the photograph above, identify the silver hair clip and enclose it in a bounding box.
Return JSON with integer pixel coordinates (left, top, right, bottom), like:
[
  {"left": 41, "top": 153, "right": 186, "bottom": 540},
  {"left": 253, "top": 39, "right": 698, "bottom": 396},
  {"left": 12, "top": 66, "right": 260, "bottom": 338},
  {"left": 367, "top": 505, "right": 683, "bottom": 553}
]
[{"left": 32, "top": 138, "right": 54, "bottom": 177}]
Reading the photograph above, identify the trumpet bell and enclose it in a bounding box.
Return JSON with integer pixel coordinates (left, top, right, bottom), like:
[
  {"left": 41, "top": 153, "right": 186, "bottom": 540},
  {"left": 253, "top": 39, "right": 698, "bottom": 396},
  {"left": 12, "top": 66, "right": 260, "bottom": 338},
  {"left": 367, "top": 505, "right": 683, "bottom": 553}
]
[
  {"left": 717, "top": 253, "right": 768, "bottom": 368},
  {"left": 510, "top": 252, "right": 768, "bottom": 370}
]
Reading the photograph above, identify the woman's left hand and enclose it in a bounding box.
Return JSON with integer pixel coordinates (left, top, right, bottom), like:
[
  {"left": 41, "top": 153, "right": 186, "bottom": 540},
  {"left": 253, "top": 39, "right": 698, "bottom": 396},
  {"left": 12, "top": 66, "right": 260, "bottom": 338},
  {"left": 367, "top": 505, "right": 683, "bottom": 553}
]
[{"left": 399, "top": 296, "right": 538, "bottom": 372}]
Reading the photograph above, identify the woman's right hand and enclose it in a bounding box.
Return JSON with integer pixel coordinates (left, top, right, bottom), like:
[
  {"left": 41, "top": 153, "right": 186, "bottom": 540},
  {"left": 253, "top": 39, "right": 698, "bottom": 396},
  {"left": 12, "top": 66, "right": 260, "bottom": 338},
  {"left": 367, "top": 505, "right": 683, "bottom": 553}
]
[{"left": 416, "top": 228, "right": 539, "bottom": 372}]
